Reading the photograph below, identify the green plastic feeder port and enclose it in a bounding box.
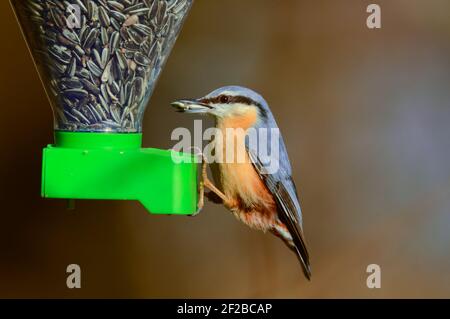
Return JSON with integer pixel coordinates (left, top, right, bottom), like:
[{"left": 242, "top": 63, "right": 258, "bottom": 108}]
[
  {"left": 11, "top": 0, "right": 198, "bottom": 214},
  {"left": 42, "top": 132, "right": 197, "bottom": 214}
]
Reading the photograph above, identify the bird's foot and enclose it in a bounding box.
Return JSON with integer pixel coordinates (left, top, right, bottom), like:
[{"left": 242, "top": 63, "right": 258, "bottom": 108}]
[{"left": 197, "top": 179, "right": 205, "bottom": 211}]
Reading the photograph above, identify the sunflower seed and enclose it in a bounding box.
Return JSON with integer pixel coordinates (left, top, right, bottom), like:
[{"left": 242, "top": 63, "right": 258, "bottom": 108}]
[
  {"left": 132, "top": 24, "right": 152, "bottom": 36},
  {"left": 108, "top": 1, "right": 125, "bottom": 11},
  {"left": 99, "top": 6, "right": 111, "bottom": 27},
  {"left": 67, "top": 58, "right": 77, "bottom": 77},
  {"left": 72, "top": 108, "right": 91, "bottom": 124},
  {"left": 63, "top": 88, "right": 89, "bottom": 100},
  {"left": 110, "top": 10, "right": 126, "bottom": 23},
  {"left": 134, "top": 52, "right": 150, "bottom": 66},
  {"left": 101, "top": 84, "right": 110, "bottom": 103},
  {"left": 83, "top": 28, "right": 98, "bottom": 49},
  {"left": 110, "top": 103, "right": 121, "bottom": 122},
  {"left": 102, "top": 48, "right": 110, "bottom": 66},
  {"left": 115, "top": 50, "right": 128, "bottom": 70},
  {"left": 61, "top": 77, "right": 83, "bottom": 89},
  {"left": 88, "top": 2, "right": 99, "bottom": 22},
  {"left": 94, "top": 103, "right": 108, "bottom": 120},
  {"left": 80, "top": 78, "right": 101, "bottom": 95},
  {"left": 87, "top": 103, "right": 103, "bottom": 122},
  {"left": 93, "top": 48, "right": 103, "bottom": 68},
  {"left": 87, "top": 60, "right": 103, "bottom": 77},
  {"left": 101, "top": 27, "right": 109, "bottom": 46},
  {"left": 109, "top": 31, "right": 120, "bottom": 51},
  {"left": 101, "top": 60, "right": 112, "bottom": 83}
]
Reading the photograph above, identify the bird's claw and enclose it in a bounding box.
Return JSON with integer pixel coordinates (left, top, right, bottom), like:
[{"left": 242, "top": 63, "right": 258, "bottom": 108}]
[{"left": 190, "top": 148, "right": 228, "bottom": 215}]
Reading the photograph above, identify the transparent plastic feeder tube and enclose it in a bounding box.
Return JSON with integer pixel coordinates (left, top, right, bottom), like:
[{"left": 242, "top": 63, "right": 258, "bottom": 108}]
[{"left": 11, "top": 0, "right": 194, "bottom": 132}]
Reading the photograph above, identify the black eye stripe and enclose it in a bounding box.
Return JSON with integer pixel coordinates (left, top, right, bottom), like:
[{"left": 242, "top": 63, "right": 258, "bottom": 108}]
[
  {"left": 200, "top": 95, "right": 257, "bottom": 106},
  {"left": 199, "top": 94, "right": 268, "bottom": 120}
]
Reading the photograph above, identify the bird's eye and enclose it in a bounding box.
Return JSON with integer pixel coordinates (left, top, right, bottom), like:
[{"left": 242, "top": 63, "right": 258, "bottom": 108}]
[{"left": 219, "top": 95, "right": 229, "bottom": 104}]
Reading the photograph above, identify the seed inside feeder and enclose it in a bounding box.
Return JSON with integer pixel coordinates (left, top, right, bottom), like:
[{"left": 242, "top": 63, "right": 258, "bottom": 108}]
[{"left": 12, "top": 0, "right": 193, "bottom": 132}]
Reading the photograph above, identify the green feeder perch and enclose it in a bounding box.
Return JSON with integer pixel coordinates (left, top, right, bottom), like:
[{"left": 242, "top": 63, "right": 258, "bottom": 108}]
[{"left": 11, "top": 0, "right": 197, "bottom": 214}]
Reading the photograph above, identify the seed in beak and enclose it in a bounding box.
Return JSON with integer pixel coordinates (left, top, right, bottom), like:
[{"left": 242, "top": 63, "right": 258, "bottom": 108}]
[{"left": 171, "top": 100, "right": 212, "bottom": 113}]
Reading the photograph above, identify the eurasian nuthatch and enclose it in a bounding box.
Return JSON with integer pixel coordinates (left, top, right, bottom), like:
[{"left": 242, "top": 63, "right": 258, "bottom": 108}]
[{"left": 172, "top": 86, "right": 311, "bottom": 280}]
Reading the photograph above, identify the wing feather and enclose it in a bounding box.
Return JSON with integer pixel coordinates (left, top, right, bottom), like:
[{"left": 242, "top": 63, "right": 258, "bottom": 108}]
[{"left": 248, "top": 149, "right": 311, "bottom": 279}]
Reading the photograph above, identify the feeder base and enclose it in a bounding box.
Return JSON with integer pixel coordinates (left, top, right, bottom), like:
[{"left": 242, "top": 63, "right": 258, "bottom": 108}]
[{"left": 41, "top": 132, "right": 198, "bottom": 215}]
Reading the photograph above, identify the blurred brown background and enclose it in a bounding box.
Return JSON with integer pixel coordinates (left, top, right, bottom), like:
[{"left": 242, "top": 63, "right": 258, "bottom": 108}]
[{"left": 1, "top": 0, "right": 450, "bottom": 298}]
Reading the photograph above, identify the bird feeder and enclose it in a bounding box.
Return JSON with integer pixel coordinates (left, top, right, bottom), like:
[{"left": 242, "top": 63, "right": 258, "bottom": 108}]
[{"left": 10, "top": 0, "right": 197, "bottom": 214}]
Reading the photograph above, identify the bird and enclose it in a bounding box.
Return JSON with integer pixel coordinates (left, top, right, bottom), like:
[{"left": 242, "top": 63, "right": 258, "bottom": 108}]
[{"left": 171, "top": 86, "right": 311, "bottom": 280}]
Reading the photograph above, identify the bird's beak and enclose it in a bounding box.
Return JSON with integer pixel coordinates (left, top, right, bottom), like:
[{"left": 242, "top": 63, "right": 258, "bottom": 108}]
[{"left": 171, "top": 99, "right": 212, "bottom": 114}]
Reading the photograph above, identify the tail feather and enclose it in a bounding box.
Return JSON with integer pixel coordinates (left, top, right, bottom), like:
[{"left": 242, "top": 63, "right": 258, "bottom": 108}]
[{"left": 273, "top": 224, "right": 312, "bottom": 280}]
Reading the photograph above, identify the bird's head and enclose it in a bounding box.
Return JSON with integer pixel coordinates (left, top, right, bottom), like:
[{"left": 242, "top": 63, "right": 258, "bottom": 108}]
[{"left": 171, "top": 86, "right": 270, "bottom": 128}]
